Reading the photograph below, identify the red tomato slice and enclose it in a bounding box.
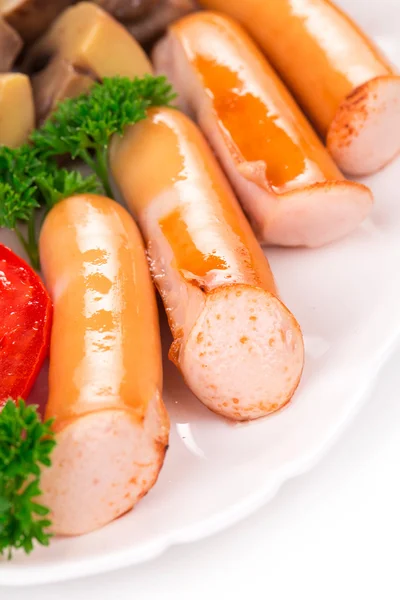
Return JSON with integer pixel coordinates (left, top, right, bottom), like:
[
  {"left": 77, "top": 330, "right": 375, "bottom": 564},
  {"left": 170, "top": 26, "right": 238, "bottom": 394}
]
[{"left": 0, "top": 244, "right": 52, "bottom": 407}]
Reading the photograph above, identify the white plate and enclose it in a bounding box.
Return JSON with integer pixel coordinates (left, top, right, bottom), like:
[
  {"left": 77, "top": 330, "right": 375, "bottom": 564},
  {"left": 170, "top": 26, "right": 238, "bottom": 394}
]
[{"left": 1, "top": 0, "right": 400, "bottom": 586}]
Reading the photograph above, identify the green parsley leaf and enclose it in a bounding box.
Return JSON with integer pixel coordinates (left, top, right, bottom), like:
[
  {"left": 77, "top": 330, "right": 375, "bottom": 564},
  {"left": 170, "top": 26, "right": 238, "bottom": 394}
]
[
  {"left": 35, "top": 168, "right": 101, "bottom": 210},
  {"left": 0, "top": 145, "right": 99, "bottom": 268},
  {"left": 0, "top": 182, "right": 39, "bottom": 230},
  {"left": 31, "top": 75, "right": 176, "bottom": 197},
  {"left": 0, "top": 399, "right": 56, "bottom": 560}
]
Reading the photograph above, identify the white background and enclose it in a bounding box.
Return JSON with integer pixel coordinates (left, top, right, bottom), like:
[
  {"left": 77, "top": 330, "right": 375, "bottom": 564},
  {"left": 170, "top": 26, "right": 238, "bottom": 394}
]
[
  {"left": 3, "top": 0, "right": 400, "bottom": 598},
  {"left": 4, "top": 348, "right": 400, "bottom": 598}
]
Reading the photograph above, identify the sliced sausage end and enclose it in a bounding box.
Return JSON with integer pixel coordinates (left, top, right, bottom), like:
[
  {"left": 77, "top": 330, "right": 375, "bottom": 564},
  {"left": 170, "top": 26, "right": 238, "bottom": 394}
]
[
  {"left": 41, "top": 396, "right": 169, "bottom": 536},
  {"left": 179, "top": 284, "right": 304, "bottom": 421},
  {"left": 328, "top": 75, "right": 400, "bottom": 176},
  {"left": 259, "top": 180, "right": 373, "bottom": 248}
]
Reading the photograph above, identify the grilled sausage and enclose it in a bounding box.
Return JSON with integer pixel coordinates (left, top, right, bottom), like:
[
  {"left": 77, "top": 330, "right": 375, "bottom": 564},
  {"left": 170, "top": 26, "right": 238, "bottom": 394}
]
[
  {"left": 198, "top": 0, "right": 400, "bottom": 175},
  {"left": 40, "top": 194, "right": 169, "bottom": 535},
  {"left": 153, "top": 12, "right": 373, "bottom": 247},
  {"left": 110, "top": 108, "right": 304, "bottom": 420}
]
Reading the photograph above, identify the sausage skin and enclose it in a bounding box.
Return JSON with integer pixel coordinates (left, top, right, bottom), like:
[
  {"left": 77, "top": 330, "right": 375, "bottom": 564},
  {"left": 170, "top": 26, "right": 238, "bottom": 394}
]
[
  {"left": 39, "top": 195, "right": 169, "bottom": 535},
  {"left": 198, "top": 0, "right": 400, "bottom": 176},
  {"left": 110, "top": 108, "right": 304, "bottom": 420},
  {"left": 154, "top": 12, "right": 373, "bottom": 248}
]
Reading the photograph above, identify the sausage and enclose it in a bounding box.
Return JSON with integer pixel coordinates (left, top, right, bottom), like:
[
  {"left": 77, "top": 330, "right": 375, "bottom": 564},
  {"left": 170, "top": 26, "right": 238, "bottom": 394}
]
[
  {"left": 39, "top": 194, "right": 169, "bottom": 535},
  {"left": 153, "top": 12, "right": 373, "bottom": 247},
  {"left": 0, "top": 73, "right": 35, "bottom": 147},
  {"left": 110, "top": 108, "right": 304, "bottom": 420},
  {"left": 198, "top": 0, "right": 400, "bottom": 176}
]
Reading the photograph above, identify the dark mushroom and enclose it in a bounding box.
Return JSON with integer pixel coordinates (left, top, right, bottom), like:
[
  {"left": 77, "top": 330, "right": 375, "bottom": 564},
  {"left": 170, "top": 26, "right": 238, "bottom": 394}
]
[
  {"left": 0, "top": 17, "right": 22, "bottom": 71},
  {"left": 0, "top": 0, "right": 72, "bottom": 44},
  {"left": 23, "top": 2, "right": 152, "bottom": 78},
  {"left": 94, "top": 0, "right": 158, "bottom": 21},
  {"left": 0, "top": 73, "right": 34, "bottom": 146},
  {"left": 32, "top": 57, "right": 95, "bottom": 124},
  {"left": 125, "top": 0, "right": 197, "bottom": 47}
]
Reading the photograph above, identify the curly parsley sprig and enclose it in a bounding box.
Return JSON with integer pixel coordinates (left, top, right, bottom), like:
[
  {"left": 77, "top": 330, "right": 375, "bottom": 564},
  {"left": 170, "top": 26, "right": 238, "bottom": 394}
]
[
  {"left": 0, "top": 75, "right": 175, "bottom": 267},
  {"left": 0, "top": 145, "right": 100, "bottom": 268},
  {"left": 31, "top": 75, "right": 176, "bottom": 197},
  {"left": 0, "top": 400, "right": 56, "bottom": 559},
  {"left": 0, "top": 74, "right": 176, "bottom": 559}
]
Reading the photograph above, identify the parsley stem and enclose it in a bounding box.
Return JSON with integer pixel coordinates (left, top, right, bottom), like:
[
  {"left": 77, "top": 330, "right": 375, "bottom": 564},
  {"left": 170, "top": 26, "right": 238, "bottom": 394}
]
[
  {"left": 78, "top": 148, "right": 98, "bottom": 177},
  {"left": 27, "top": 212, "right": 39, "bottom": 270},
  {"left": 14, "top": 226, "right": 29, "bottom": 258},
  {"left": 95, "top": 146, "right": 113, "bottom": 199},
  {"left": 14, "top": 223, "right": 39, "bottom": 271},
  {"left": 79, "top": 148, "right": 113, "bottom": 199}
]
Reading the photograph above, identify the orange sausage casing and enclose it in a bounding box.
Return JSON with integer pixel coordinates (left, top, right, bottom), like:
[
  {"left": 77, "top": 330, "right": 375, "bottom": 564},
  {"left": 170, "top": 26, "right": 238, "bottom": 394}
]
[
  {"left": 110, "top": 108, "right": 304, "bottom": 420},
  {"left": 154, "top": 12, "right": 373, "bottom": 247},
  {"left": 198, "top": 0, "right": 400, "bottom": 175},
  {"left": 40, "top": 194, "right": 169, "bottom": 535}
]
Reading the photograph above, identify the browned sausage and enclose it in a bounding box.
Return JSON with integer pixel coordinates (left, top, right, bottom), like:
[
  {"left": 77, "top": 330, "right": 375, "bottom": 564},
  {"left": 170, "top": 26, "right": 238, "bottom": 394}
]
[
  {"left": 154, "top": 12, "right": 373, "bottom": 247},
  {"left": 110, "top": 108, "right": 304, "bottom": 420},
  {"left": 40, "top": 194, "right": 169, "bottom": 535},
  {"left": 198, "top": 0, "right": 400, "bottom": 175}
]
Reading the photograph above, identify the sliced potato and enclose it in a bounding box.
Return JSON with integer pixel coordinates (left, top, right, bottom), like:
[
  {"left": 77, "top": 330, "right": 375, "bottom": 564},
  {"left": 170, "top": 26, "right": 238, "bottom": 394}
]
[
  {"left": 23, "top": 2, "right": 152, "bottom": 78},
  {"left": 0, "top": 0, "right": 71, "bottom": 43},
  {"left": 0, "top": 73, "right": 34, "bottom": 146},
  {"left": 32, "top": 57, "right": 94, "bottom": 124}
]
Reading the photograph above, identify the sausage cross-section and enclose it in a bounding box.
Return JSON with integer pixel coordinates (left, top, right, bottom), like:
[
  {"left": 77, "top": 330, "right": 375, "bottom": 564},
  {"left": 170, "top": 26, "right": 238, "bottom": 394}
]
[
  {"left": 198, "top": 0, "right": 400, "bottom": 176},
  {"left": 40, "top": 194, "right": 169, "bottom": 536},
  {"left": 110, "top": 108, "right": 304, "bottom": 420},
  {"left": 153, "top": 12, "right": 373, "bottom": 247}
]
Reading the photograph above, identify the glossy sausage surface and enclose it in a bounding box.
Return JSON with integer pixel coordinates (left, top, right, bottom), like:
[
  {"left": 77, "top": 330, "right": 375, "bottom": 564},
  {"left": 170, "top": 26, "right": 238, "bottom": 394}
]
[
  {"left": 198, "top": 0, "right": 400, "bottom": 175},
  {"left": 176, "top": 12, "right": 345, "bottom": 192},
  {"left": 154, "top": 12, "right": 373, "bottom": 246},
  {"left": 40, "top": 194, "right": 169, "bottom": 535},
  {"left": 198, "top": 0, "right": 392, "bottom": 133},
  {"left": 111, "top": 108, "right": 304, "bottom": 420}
]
